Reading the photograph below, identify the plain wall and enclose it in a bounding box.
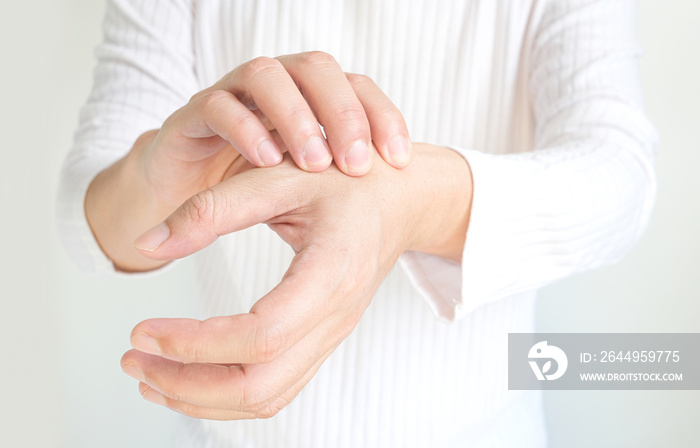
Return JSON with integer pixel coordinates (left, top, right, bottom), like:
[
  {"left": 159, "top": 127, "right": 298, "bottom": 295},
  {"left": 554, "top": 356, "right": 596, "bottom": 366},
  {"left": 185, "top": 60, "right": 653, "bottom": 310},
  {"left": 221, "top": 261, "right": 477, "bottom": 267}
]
[{"left": 1, "top": 1, "right": 697, "bottom": 446}]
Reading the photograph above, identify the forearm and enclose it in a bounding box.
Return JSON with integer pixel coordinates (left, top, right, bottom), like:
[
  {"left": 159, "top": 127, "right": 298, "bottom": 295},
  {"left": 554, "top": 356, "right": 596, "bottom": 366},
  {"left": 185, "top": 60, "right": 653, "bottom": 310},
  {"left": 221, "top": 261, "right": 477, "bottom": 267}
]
[
  {"left": 405, "top": 143, "right": 472, "bottom": 261},
  {"left": 85, "top": 130, "right": 174, "bottom": 272}
]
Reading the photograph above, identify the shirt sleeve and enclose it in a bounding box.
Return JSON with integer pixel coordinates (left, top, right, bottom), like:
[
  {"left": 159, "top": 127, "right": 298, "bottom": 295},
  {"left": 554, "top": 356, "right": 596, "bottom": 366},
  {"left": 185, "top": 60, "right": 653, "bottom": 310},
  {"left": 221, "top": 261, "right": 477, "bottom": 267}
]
[
  {"left": 400, "top": 0, "right": 658, "bottom": 321},
  {"left": 56, "top": 0, "right": 199, "bottom": 275}
]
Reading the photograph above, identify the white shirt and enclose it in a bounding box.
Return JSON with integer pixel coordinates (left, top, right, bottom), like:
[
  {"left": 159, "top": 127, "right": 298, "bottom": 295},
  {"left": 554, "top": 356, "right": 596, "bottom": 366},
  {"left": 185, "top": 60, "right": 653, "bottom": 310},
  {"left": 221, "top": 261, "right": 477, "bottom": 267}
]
[{"left": 57, "top": 0, "right": 657, "bottom": 446}]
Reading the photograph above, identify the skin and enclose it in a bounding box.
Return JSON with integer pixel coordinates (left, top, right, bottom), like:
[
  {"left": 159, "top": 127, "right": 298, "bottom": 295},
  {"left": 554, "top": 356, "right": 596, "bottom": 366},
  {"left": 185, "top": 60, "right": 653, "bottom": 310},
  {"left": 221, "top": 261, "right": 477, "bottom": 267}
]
[
  {"left": 86, "top": 52, "right": 412, "bottom": 273},
  {"left": 121, "top": 146, "right": 471, "bottom": 420},
  {"left": 85, "top": 51, "right": 473, "bottom": 420}
]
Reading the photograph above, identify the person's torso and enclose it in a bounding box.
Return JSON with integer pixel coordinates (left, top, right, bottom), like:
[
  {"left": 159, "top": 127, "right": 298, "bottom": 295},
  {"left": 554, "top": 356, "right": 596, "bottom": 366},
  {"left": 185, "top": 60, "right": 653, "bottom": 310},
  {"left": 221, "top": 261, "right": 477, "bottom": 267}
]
[{"left": 184, "top": 1, "right": 545, "bottom": 447}]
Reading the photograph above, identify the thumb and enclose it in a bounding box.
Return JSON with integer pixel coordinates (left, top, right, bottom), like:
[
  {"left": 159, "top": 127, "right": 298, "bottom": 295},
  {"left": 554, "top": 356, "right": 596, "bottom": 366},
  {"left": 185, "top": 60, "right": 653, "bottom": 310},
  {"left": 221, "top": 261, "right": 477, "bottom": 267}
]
[{"left": 133, "top": 172, "right": 286, "bottom": 261}]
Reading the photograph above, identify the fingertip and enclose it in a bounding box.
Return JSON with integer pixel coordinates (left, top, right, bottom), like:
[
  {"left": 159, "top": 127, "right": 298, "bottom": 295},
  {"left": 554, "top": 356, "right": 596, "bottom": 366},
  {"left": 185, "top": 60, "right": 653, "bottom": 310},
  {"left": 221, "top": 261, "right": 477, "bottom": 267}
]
[
  {"left": 139, "top": 382, "right": 168, "bottom": 406},
  {"left": 131, "top": 331, "right": 163, "bottom": 356},
  {"left": 386, "top": 136, "right": 412, "bottom": 168},
  {"left": 300, "top": 136, "right": 333, "bottom": 171},
  {"left": 134, "top": 222, "right": 170, "bottom": 253},
  {"left": 130, "top": 318, "right": 151, "bottom": 339},
  {"left": 344, "top": 139, "right": 372, "bottom": 175},
  {"left": 122, "top": 362, "right": 146, "bottom": 382},
  {"left": 256, "top": 139, "right": 284, "bottom": 166},
  {"left": 120, "top": 350, "right": 135, "bottom": 370},
  {"left": 300, "top": 157, "right": 333, "bottom": 173},
  {"left": 138, "top": 381, "right": 150, "bottom": 396}
]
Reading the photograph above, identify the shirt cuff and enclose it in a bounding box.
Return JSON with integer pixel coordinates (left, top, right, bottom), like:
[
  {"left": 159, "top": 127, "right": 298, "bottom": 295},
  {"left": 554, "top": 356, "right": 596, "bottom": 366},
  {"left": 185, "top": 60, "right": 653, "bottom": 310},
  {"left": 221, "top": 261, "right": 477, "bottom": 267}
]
[{"left": 399, "top": 146, "right": 533, "bottom": 321}]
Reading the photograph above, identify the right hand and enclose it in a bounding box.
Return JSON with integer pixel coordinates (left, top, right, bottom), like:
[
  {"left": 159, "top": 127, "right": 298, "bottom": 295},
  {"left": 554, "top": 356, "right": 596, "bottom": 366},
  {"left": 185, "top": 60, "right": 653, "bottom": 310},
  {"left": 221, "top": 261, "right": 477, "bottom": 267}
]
[{"left": 140, "top": 51, "right": 412, "bottom": 208}]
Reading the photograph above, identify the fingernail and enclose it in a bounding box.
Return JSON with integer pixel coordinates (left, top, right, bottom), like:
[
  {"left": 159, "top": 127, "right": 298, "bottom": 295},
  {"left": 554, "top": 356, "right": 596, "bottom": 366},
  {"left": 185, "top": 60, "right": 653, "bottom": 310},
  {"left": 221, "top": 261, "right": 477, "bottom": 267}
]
[
  {"left": 131, "top": 332, "right": 162, "bottom": 356},
  {"left": 142, "top": 388, "right": 168, "bottom": 406},
  {"left": 388, "top": 136, "right": 411, "bottom": 166},
  {"left": 345, "top": 140, "right": 371, "bottom": 174},
  {"left": 122, "top": 363, "right": 145, "bottom": 382},
  {"left": 134, "top": 222, "right": 170, "bottom": 252},
  {"left": 303, "top": 136, "right": 332, "bottom": 168},
  {"left": 257, "top": 139, "right": 282, "bottom": 166}
]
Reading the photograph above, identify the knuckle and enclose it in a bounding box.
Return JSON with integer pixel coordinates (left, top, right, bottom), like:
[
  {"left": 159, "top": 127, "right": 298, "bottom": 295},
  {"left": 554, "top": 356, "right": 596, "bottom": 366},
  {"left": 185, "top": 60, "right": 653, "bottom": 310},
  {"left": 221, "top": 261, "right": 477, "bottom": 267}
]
[
  {"left": 134, "top": 129, "right": 159, "bottom": 147},
  {"left": 382, "top": 108, "right": 409, "bottom": 133},
  {"left": 227, "top": 108, "right": 258, "bottom": 131},
  {"left": 282, "top": 103, "right": 312, "bottom": 124},
  {"left": 278, "top": 105, "right": 321, "bottom": 138},
  {"left": 298, "top": 50, "right": 337, "bottom": 67},
  {"left": 180, "top": 405, "right": 207, "bottom": 419},
  {"left": 254, "top": 395, "right": 290, "bottom": 419},
  {"left": 239, "top": 384, "right": 272, "bottom": 413},
  {"left": 186, "top": 189, "right": 217, "bottom": 227},
  {"left": 187, "top": 90, "right": 206, "bottom": 106},
  {"left": 333, "top": 103, "right": 366, "bottom": 125},
  {"left": 180, "top": 339, "right": 207, "bottom": 363},
  {"left": 255, "top": 405, "right": 281, "bottom": 419},
  {"left": 159, "top": 364, "right": 188, "bottom": 403},
  {"left": 181, "top": 317, "right": 223, "bottom": 362},
  {"left": 346, "top": 72, "right": 373, "bottom": 87},
  {"left": 170, "top": 399, "right": 211, "bottom": 420},
  {"left": 243, "top": 56, "right": 284, "bottom": 79},
  {"left": 238, "top": 395, "right": 257, "bottom": 413},
  {"left": 196, "top": 89, "right": 230, "bottom": 111},
  {"left": 251, "top": 324, "right": 284, "bottom": 363},
  {"left": 243, "top": 390, "right": 287, "bottom": 418}
]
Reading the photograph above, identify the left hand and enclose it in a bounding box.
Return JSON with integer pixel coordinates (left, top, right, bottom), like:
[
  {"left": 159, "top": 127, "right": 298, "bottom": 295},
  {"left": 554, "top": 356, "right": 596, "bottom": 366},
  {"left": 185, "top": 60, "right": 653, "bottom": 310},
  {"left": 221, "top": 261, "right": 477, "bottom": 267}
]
[{"left": 120, "top": 143, "right": 471, "bottom": 419}]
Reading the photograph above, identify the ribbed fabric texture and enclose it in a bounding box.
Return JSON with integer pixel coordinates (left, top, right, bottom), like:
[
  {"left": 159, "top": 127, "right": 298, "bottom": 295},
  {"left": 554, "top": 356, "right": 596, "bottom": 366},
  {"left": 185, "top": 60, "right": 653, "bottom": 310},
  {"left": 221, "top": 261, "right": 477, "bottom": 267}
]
[{"left": 56, "top": 0, "right": 657, "bottom": 447}]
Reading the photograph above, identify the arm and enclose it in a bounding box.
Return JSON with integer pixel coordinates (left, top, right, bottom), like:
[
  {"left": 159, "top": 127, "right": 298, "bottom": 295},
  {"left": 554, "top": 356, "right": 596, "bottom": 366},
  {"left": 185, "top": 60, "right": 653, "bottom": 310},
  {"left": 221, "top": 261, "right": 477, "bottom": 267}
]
[
  {"left": 109, "top": 0, "right": 653, "bottom": 420},
  {"left": 60, "top": 0, "right": 412, "bottom": 273},
  {"left": 402, "top": 0, "right": 658, "bottom": 319},
  {"left": 57, "top": 0, "right": 199, "bottom": 274},
  {"left": 84, "top": 59, "right": 412, "bottom": 272}
]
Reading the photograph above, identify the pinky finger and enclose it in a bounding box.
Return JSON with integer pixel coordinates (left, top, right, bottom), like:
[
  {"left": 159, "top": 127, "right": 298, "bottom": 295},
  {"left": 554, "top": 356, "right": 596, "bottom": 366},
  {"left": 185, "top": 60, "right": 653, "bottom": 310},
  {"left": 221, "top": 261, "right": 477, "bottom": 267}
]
[{"left": 138, "top": 382, "right": 257, "bottom": 421}]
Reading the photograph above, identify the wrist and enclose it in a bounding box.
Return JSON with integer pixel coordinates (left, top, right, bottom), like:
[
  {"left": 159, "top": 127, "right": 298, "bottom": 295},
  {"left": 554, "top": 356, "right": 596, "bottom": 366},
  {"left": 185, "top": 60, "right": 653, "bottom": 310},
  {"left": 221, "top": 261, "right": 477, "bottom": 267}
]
[
  {"left": 125, "top": 130, "right": 171, "bottom": 209},
  {"left": 85, "top": 130, "right": 174, "bottom": 272},
  {"left": 403, "top": 143, "right": 472, "bottom": 261}
]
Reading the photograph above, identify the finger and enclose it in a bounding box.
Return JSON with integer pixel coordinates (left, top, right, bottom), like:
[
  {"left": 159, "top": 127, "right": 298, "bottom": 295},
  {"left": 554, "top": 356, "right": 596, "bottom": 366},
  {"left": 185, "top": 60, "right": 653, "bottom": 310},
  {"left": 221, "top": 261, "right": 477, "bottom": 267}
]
[
  {"left": 346, "top": 73, "right": 412, "bottom": 168},
  {"left": 133, "top": 333, "right": 337, "bottom": 420},
  {"left": 278, "top": 52, "right": 372, "bottom": 176},
  {"left": 137, "top": 382, "right": 256, "bottom": 420},
  {"left": 132, "top": 162, "right": 305, "bottom": 259},
  {"left": 122, "top": 349, "right": 250, "bottom": 410},
  {"left": 248, "top": 105, "right": 275, "bottom": 132},
  {"left": 124, "top": 310, "right": 349, "bottom": 414},
  {"left": 217, "top": 57, "right": 333, "bottom": 171},
  {"left": 129, "top": 248, "right": 345, "bottom": 365},
  {"left": 169, "top": 89, "right": 283, "bottom": 167},
  {"left": 269, "top": 129, "right": 291, "bottom": 154}
]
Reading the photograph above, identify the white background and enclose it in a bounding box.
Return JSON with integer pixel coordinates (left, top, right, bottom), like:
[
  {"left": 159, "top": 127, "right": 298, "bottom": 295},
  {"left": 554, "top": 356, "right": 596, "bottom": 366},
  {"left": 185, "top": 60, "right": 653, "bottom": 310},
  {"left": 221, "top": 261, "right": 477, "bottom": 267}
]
[{"left": 1, "top": 1, "right": 698, "bottom": 446}]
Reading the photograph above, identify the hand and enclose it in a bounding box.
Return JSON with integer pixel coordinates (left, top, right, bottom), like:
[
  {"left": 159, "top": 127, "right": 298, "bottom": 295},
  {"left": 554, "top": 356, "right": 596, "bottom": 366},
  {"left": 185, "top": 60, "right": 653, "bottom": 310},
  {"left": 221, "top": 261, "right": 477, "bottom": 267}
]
[
  {"left": 120, "top": 144, "right": 471, "bottom": 419},
  {"left": 86, "top": 51, "right": 411, "bottom": 272},
  {"left": 142, "top": 51, "right": 411, "bottom": 208}
]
